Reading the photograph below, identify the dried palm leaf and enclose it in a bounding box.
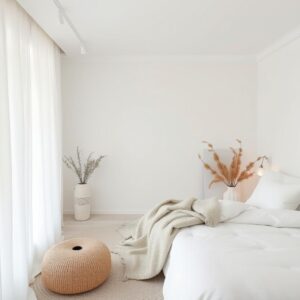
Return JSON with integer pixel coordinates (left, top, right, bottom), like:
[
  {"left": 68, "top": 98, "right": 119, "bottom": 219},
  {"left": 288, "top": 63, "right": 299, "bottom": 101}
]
[
  {"left": 199, "top": 139, "right": 265, "bottom": 189},
  {"left": 209, "top": 174, "right": 224, "bottom": 188}
]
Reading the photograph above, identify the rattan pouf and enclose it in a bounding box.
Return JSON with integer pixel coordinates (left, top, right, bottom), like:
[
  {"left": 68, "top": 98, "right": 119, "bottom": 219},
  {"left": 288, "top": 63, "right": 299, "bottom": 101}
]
[{"left": 41, "top": 238, "right": 111, "bottom": 295}]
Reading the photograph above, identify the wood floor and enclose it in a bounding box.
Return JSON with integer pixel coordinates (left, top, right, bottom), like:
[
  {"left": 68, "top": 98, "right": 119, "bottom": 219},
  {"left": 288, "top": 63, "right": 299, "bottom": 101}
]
[{"left": 33, "top": 214, "right": 164, "bottom": 300}]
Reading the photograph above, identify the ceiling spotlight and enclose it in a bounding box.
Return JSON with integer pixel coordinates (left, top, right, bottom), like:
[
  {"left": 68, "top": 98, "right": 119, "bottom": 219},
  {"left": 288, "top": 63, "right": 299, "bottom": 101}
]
[
  {"left": 80, "top": 46, "right": 87, "bottom": 55},
  {"left": 53, "top": 0, "right": 87, "bottom": 55}
]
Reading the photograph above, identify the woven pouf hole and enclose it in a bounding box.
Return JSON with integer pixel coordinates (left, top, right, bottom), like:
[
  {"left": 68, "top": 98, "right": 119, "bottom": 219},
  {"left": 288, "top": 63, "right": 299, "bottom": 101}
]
[{"left": 72, "top": 246, "right": 82, "bottom": 251}]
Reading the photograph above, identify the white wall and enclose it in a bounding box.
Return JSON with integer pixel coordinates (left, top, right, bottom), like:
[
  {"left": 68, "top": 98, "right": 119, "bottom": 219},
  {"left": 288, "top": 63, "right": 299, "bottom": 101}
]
[
  {"left": 62, "top": 56, "right": 257, "bottom": 214},
  {"left": 257, "top": 36, "right": 300, "bottom": 176}
]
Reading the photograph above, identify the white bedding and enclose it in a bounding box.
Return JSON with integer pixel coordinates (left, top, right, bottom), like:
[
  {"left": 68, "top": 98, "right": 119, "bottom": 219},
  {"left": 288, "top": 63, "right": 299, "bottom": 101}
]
[{"left": 163, "top": 206, "right": 300, "bottom": 300}]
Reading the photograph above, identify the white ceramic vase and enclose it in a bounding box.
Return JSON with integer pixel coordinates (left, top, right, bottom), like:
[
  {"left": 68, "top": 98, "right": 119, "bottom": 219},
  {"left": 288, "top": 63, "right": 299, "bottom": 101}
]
[
  {"left": 74, "top": 183, "right": 91, "bottom": 221},
  {"left": 223, "top": 186, "right": 239, "bottom": 201}
]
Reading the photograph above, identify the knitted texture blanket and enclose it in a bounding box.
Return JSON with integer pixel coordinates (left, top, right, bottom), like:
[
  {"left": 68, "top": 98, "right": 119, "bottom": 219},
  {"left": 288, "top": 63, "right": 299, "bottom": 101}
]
[{"left": 113, "top": 197, "right": 221, "bottom": 280}]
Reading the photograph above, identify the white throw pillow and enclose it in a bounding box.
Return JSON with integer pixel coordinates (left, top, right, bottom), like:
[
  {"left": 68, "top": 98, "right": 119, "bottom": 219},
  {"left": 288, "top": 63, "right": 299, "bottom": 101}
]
[{"left": 247, "top": 171, "right": 300, "bottom": 210}]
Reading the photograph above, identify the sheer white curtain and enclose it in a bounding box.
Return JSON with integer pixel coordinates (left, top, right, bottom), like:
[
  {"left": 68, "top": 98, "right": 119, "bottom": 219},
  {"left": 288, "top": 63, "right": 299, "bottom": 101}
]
[{"left": 0, "top": 0, "right": 62, "bottom": 299}]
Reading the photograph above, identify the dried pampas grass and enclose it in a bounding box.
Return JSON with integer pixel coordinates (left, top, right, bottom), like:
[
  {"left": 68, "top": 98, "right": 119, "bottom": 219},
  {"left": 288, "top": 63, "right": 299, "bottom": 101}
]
[
  {"left": 63, "top": 147, "right": 105, "bottom": 184},
  {"left": 199, "top": 139, "right": 263, "bottom": 188}
]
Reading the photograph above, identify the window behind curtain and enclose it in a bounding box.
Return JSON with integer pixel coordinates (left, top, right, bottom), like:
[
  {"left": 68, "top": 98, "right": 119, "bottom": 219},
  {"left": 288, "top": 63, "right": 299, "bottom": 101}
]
[{"left": 0, "top": 0, "right": 62, "bottom": 299}]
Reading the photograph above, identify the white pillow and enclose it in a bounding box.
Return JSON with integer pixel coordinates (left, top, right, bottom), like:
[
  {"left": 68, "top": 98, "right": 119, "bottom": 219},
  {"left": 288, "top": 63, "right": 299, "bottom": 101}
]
[{"left": 247, "top": 171, "right": 300, "bottom": 210}]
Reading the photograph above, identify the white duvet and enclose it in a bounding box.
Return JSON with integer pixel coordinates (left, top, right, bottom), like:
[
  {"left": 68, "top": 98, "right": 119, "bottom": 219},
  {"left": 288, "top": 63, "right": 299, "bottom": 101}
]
[{"left": 163, "top": 202, "right": 300, "bottom": 300}]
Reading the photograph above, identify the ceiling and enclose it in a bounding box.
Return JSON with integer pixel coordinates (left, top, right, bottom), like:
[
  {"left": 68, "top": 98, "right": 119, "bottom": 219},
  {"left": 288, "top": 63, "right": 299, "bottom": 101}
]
[{"left": 18, "top": 0, "right": 300, "bottom": 56}]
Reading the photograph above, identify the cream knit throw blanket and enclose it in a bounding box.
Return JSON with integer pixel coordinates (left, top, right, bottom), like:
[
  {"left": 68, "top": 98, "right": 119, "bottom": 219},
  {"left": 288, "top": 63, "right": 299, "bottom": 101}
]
[{"left": 114, "top": 197, "right": 220, "bottom": 280}]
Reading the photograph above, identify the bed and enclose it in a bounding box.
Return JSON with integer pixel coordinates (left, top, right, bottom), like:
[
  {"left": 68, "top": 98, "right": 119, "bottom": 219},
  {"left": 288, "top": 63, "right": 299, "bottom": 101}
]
[
  {"left": 163, "top": 170, "right": 300, "bottom": 300},
  {"left": 163, "top": 209, "right": 300, "bottom": 300}
]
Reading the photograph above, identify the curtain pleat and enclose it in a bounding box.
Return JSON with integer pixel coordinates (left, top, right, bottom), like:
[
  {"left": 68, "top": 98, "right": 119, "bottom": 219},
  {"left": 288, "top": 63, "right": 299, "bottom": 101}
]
[{"left": 0, "top": 0, "right": 62, "bottom": 299}]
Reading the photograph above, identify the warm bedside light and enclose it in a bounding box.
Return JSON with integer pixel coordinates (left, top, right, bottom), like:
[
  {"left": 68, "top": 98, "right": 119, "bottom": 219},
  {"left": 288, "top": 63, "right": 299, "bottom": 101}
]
[
  {"left": 257, "top": 166, "right": 265, "bottom": 177},
  {"left": 257, "top": 156, "right": 269, "bottom": 177}
]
